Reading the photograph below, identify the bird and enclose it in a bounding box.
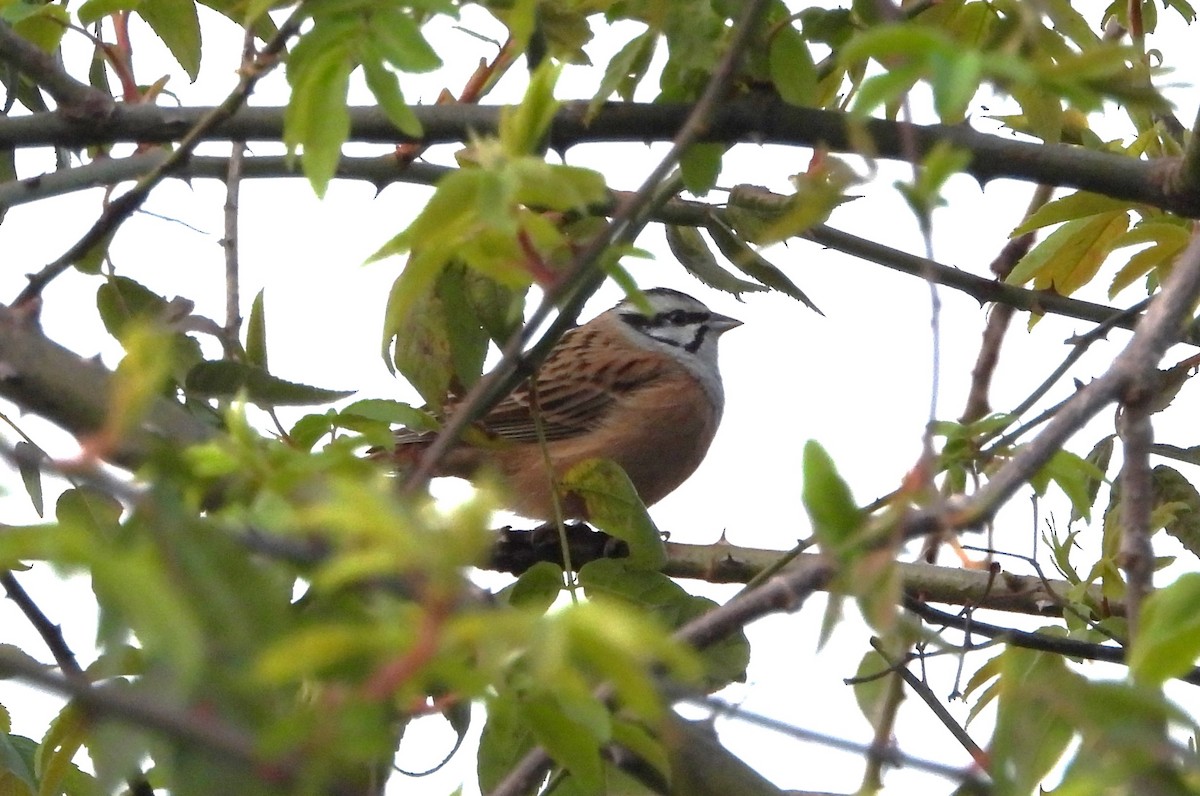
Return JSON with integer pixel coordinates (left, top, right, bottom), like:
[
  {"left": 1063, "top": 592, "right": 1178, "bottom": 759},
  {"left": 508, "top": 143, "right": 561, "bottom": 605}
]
[{"left": 381, "top": 288, "right": 742, "bottom": 521}]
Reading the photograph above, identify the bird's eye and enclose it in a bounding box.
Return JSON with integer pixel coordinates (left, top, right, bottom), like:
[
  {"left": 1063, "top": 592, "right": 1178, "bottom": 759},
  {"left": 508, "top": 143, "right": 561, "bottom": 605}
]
[{"left": 667, "top": 309, "right": 687, "bottom": 324}]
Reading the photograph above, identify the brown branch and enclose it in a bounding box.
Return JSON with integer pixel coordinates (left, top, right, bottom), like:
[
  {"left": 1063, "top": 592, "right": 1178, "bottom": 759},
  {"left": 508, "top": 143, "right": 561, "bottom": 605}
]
[
  {"left": 0, "top": 20, "right": 114, "bottom": 119},
  {"left": 1, "top": 571, "right": 84, "bottom": 678},
  {"left": 0, "top": 305, "right": 213, "bottom": 467},
  {"left": 10, "top": 12, "right": 304, "bottom": 307},
  {"left": 7, "top": 152, "right": 1196, "bottom": 347},
  {"left": 1117, "top": 392, "right": 1155, "bottom": 637},
  {"left": 0, "top": 98, "right": 1198, "bottom": 215}
]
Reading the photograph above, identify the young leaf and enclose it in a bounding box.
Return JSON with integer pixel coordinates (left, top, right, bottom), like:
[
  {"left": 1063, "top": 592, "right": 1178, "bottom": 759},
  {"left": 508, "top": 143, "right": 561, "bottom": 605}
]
[
  {"left": 13, "top": 441, "right": 43, "bottom": 518},
  {"left": 664, "top": 224, "right": 765, "bottom": 298},
  {"left": 185, "top": 361, "right": 353, "bottom": 406},
  {"left": 137, "top": 0, "right": 202, "bottom": 81},
  {"left": 560, "top": 459, "right": 666, "bottom": 570},
  {"left": 802, "top": 441, "right": 862, "bottom": 557},
  {"left": 245, "top": 289, "right": 267, "bottom": 369},
  {"left": 588, "top": 28, "right": 656, "bottom": 119},
  {"left": 508, "top": 561, "right": 564, "bottom": 612},
  {"left": 1129, "top": 573, "right": 1200, "bottom": 684},
  {"left": 706, "top": 216, "right": 823, "bottom": 313},
  {"left": 679, "top": 143, "right": 725, "bottom": 196},
  {"left": 769, "top": 23, "right": 817, "bottom": 106}
]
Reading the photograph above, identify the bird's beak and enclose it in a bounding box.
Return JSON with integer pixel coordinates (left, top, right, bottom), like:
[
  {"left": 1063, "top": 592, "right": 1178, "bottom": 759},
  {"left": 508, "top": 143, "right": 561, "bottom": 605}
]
[{"left": 709, "top": 313, "right": 743, "bottom": 334}]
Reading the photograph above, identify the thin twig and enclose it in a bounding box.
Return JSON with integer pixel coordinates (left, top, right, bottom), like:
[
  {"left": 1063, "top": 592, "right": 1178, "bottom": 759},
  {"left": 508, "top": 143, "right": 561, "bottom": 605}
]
[
  {"left": 869, "top": 638, "right": 987, "bottom": 767},
  {"left": 4, "top": 152, "right": 1192, "bottom": 344},
  {"left": 671, "top": 691, "right": 988, "bottom": 788},
  {"left": 0, "top": 571, "right": 84, "bottom": 678},
  {"left": 904, "top": 598, "right": 1200, "bottom": 687}
]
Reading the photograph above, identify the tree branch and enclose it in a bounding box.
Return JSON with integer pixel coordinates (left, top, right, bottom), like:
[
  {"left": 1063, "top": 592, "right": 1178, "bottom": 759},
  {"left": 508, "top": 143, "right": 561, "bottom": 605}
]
[
  {"left": 0, "top": 20, "right": 114, "bottom": 118},
  {"left": 0, "top": 98, "right": 1198, "bottom": 214}
]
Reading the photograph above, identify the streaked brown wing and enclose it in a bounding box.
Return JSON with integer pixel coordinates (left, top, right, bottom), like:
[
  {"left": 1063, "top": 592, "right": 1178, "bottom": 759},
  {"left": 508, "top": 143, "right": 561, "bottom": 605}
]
[{"left": 465, "top": 320, "right": 665, "bottom": 443}]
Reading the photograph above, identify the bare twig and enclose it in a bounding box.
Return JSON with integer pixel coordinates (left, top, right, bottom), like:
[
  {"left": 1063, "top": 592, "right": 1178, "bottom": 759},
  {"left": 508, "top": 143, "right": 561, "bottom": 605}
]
[
  {"left": 671, "top": 690, "right": 988, "bottom": 789},
  {"left": 869, "top": 638, "right": 987, "bottom": 767},
  {"left": 0, "top": 571, "right": 84, "bottom": 678},
  {"left": 223, "top": 141, "right": 245, "bottom": 354}
]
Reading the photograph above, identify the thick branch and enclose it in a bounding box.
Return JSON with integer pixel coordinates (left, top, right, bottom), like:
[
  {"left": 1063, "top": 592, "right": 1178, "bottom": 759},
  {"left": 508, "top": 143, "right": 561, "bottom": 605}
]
[
  {"left": 0, "top": 305, "right": 213, "bottom": 465},
  {"left": 0, "top": 21, "right": 114, "bottom": 118},
  {"left": 1, "top": 98, "right": 1197, "bottom": 215},
  {"left": 8, "top": 153, "right": 1187, "bottom": 346}
]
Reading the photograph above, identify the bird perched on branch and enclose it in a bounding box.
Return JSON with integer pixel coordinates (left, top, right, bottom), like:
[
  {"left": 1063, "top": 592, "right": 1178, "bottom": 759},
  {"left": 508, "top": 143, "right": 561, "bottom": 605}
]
[{"left": 380, "top": 288, "right": 741, "bottom": 520}]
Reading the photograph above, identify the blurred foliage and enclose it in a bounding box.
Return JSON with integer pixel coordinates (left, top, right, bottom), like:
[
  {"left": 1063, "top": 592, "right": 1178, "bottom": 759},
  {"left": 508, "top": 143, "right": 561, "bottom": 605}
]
[{"left": 4, "top": 0, "right": 1200, "bottom": 794}]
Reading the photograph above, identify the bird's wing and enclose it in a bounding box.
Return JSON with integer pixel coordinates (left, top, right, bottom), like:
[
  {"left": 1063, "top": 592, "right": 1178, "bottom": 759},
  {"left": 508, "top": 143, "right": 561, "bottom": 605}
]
[{"left": 466, "top": 322, "right": 665, "bottom": 443}]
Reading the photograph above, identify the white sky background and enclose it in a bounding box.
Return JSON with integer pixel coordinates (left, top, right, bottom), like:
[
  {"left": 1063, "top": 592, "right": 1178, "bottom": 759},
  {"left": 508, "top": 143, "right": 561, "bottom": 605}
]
[{"left": 2, "top": 3, "right": 1200, "bottom": 794}]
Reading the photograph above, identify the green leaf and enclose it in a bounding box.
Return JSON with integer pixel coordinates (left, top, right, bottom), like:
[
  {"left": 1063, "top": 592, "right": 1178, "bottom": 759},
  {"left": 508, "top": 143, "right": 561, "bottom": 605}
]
[
  {"left": 185, "top": 361, "right": 353, "bottom": 406},
  {"left": 1010, "top": 192, "right": 1136, "bottom": 238},
  {"left": 679, "top": 143, "right": 724, "bottom": 196},
  {"left": 245, "top": 289, "right": 267, "bottom": 368},
  {"left": 362, "top": 57, "right": 422, "bottom": 138},
  {"left": 0, "top": 732, "right": 36, "bottom": 793},
  {"left": 1006, "top": 212, "right": 1131, "bottom": 295},
  {"left": 107, "top": 323, "right": 175, "bottom": 442},
  {"left": 578, "top": 559, "right": 742, "bottom": 689},
  {"left": 524, "top": 691, "right": 606, "bottom": 790},
  {"left": 285, "top": 43, "right": 352, "bottom": 196},
  {"left": 1153, "top": 465, "right": 1200, "bottom": 560},
  {"left": 508, "top": 561, "right": 564, "bottom": 611},
  {"left": 931, "top": 49, "right": 981, "bottom": 123},
  {"left": 851, "top": 62, "right": 924, "bottom": 115},
  {"left": 370, "top": 8, "right": 442, "bottom": 73},
  {"left": 500, "top": 60, "right": 561, "bottom": 156},
  {"left": 769, "top": 23, "right": 816, "bottom": 106},
  {"left": 588, "top": 28, "right": 656, "bottom": 119},
  {"left": 664, "top": 224, "right": 765, "bottom": 299},
  {"left": 339, "top": 399, "right": 437, "bottom": 429},
  {"left": 802, "top": 441, "right": 862, "bottom": 557},
  {"left": 1029, "top": 449, "right": 1106, "bottom": 522},
  {"left": 1072, "top": 436, "right": 1114, "bottom": 524},
  {"left": 388, "top": 280, "right": 454, "bottom": 408},
  {"left": 991, "top": 648, "right": 1076, "bottom": 794},
  {"left": 560, "top": 459, "right": 666, "bottom": 570},
  {"left": 137, "top": 0, "right": 201, "bottom": 81},
  {"left": 478, "top": 693, "right": 537, "bottom": 793},
  {"left": 78, "top": 0, "right": 141, "bottom": 26},
  {"left": 706, "top": 216, "right": 823, "bottom": 313},
  {"left": 13, "top": 441, "right": 43, "bottom": 518},
  {"left": 1130, "top": 573, "right": 1200, "bottom": 684}
]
